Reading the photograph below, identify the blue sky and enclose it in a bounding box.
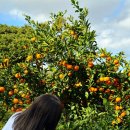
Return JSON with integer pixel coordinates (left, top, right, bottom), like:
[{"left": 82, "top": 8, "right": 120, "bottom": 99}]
[
  {"left": 105, "top": 0, "right": 126, "bottom": 21},
  {"left": 0, "top": 13, "right": 25, "bottom": 26},
  {"left": 0, "top": 0, "right": 130, "bottom": 60}
]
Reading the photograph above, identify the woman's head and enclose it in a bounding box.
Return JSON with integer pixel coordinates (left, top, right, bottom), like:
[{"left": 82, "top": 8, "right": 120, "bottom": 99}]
[{"left": 13, "top": 94, "right": 63, "bottom": 130}]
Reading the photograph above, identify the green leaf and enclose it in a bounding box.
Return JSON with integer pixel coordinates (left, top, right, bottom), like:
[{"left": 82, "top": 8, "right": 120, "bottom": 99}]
[
  {"left": 85, "top": 92, "right": 89, "bottom": 99},
  {"left": 103, "top": 98, "right": 107, "bottom": 105}
]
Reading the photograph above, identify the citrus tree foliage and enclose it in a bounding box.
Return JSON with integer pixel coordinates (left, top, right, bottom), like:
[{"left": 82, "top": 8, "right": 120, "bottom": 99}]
[
  {"left": 0, "top": 0, "right": 130, "bottom": 128},
  {"left": 0, "top": 24, "right": 34, "bottom": 119}
]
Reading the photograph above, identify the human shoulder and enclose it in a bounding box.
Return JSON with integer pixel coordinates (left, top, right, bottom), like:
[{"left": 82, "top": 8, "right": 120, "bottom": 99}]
[
  {"left": 8, "top": 111, "right": 21, "bottom": 120},
  {"left": 2, "top": 112, "right": 22, "bottom": 130}
]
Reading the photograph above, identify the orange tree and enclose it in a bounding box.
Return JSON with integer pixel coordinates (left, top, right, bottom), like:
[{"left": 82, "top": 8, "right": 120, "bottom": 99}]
[
  {"left": 0, "top": 0, "right": 130, "bottom": 129},
  {"left": 0, "top": 24, "right": 34, "bottom": 120}
]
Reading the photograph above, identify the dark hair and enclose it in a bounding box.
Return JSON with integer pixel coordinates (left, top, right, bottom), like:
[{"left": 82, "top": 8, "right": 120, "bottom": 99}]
[{"left": 13, "top": 94, "right": 63, "bottom": 130}]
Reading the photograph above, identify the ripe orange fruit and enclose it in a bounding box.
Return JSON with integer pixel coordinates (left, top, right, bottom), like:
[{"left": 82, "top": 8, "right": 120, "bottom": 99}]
[
  {"left": 26, "top": 55, "right": 33, "bottom": 61},
  {"left": 119, "top": 106, "right": 123, "bottom": 110},
  {"left": 115, "top": 63, "right": 120, "bottom": 67},
  {"left": 128, "top": 72, "right": 130, "bottom": 77},
  {"left": 114, "top": 59, "right": 119, "bottom": 64},
  {"left": 113, "top": 78, "right": 119, "bottom": 83},
  {"left": 16, "top": 108, "right": 22, "bottom": 112},
  {"left": 15, "top": 73, "right": 21, "bottom": 78},
  {"left": 125, "top": 94, "right": 130, "bottom": 100},
  {"left": 75, "top": 82, "right": 82, "bottom": 87},
  {"left": 66, "top": 64, "right": 73, "bottom": 70},
  {"left": 8, "top": 90, "right": 14, "bottom": 96},
  {"left": 19, "top": 101, "right": 23, "bottom": 105},
  {"left": 120, "top": 111, "right": 127, "bottom": 117},
  {"left": 99, "top": 77, "right": 104, "bottom": 82},
  {"left": 106, "top": 80, "right": 111, "bottom": 85},
  {"left": 68, "top": 72, "right": 72, "bottom": 77},
  {"left": 106, "top": 56, "right": 111, "bottom": 61},
  {"left": 40, "top": 80, "right": 46, "bottom": 85},
  {"left": 25, "top": 99, "right": 31, "bottom": 104},
  {"left": 94, "top": 88, "right": 98, "bottom": 92},
  {"left": 99, "top": 87, "right": 104, "bottom": 92},
  {"left": 112, "top": 120, "right": 116, "bottom": 125},
  {"left": 105, "top": 89, "right": 111, "bottom": 94},
  {"left": 14, "top": 89, "right": 19, "bottom": 94},
  {"left": 88, "top": 61, "right": 94, "bottom": 68},
  {"left": 59, "top": 60, "right": 63, "bottom": 66},
  {"left": 0, "top": 87, "right": 5, "bottom": 93},
  {"left": 21, "top": 94, "right": 26, "bottom": 98},
  {"left": 115, "top": 97, "right": 122, "bottom": 103},
  {"left": 24, "top": 69, "right": 28, "bottom": 74},
  {"left": 31, "top": 37, "right": 36, "bottom": 42},
  {"left": 59, "top": 74, "right": 64, "bottom": 79},
  {"left": 115, "top": 105, "right": 121, "bottom": 110},
  {"left": 89, "top": 87, "right": 95, "bottom": 92},
  {"left": 74, "top": 65, "right": 79, "bottom": 71},
  {"left": 117, "top": 117, "right": 122, "bottom": 123},
  {"left": 13, "top": 98, "right": 19, "bottom": 104},
  {"left": 108, "top": 95, "right": 113, "bottom": 101},
  {"left": 70, "top": 30, "right": 75, "bottom": 35},
  {"left": 20, "top": 78, "right": 25, "bottom": 83},
  {"left": 22, "top": 45, "right": 28, "bottom": 49},
  {"left": 25, "top": 94, "right": 30, "bottom": 99},
  {"left": 19, "top": 108, "right": 23, "bottom": 111},
  {"left": 100, "top": 53, "right": 105, "bottom": 58},
  {"left": 13, "top": 84, "right": 17, "bottom": 89},
  {"left": 11, "top": 107, "right": 15, "bottom": 112},
  {"left": 36, "top": 53, "right": 42, "bottom": 59},
  {"left": 62, "top": 60, "right": 67, "bottom": 67},
  {"left": 104, "top": 77, "right": 110, "bottom": 82}
]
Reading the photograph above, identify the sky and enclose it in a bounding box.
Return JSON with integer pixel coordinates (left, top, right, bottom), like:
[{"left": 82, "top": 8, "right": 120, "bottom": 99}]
[{"left": 0, "top": 0, "right": 130, "bottom": 60}]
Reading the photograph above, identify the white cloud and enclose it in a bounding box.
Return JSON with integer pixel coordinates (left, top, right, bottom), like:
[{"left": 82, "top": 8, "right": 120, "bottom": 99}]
[
  {"left": 100, "top": 29, "right": 114, "bottom": 38},
  {"left": 9, "top": 9, "right": 48, "bottom": 23},
  {"left": 32, "top": 14, "right": 49, "bottom": 23},
  {"left": 97, "top": 37, "right": 112, "bottom": 49},
  {"left": 98, "top": 37, "right": 130, "bottom": 50},
  {"left": 9, "top": 9, "right": 25, "bottom": 19},
  {"left": 118, "top": 17, "right": 130, "bottom": 29}
]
